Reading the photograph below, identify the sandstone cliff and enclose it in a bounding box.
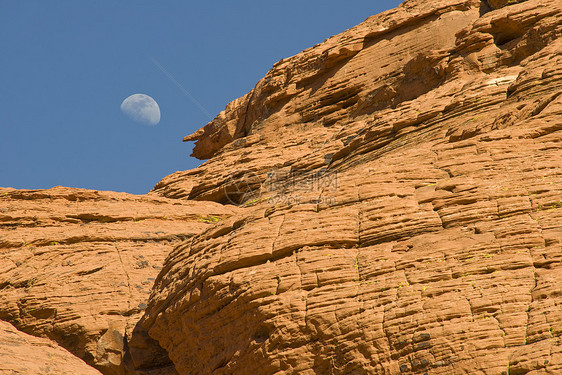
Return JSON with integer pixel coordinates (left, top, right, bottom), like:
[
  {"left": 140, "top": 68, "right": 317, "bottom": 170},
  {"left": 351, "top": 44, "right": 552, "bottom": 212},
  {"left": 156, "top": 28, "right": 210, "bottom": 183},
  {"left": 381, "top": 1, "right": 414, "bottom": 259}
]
[
  {"left": 0, "top": 187, "right": 237, "bottom": 374},
  {"left": 2, "top": 0, "right": 562, "bottom": 374}
]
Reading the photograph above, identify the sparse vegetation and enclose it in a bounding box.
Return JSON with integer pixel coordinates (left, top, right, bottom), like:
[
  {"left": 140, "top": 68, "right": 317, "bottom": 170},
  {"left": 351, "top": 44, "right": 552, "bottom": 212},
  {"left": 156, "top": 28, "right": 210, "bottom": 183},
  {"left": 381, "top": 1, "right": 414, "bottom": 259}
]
[
  {"left": 197, "top": 215, "right": 223, "bottom": 224},
  {"left": 241, "top": 197, "right": 266, "bottom": 207}
]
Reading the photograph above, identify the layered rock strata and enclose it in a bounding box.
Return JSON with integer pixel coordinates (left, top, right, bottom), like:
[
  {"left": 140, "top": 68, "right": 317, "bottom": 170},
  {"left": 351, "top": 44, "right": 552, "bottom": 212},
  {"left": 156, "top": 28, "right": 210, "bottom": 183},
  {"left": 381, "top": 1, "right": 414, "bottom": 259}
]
[
  {"left": 0, "top": 187, "right": 237, "bottom": 374},
  {"left": 143, "top": 0, "right": 562, "bottom": 374},
  {"left": 1, "top": 0, "right": 561, "bottom": 374}
]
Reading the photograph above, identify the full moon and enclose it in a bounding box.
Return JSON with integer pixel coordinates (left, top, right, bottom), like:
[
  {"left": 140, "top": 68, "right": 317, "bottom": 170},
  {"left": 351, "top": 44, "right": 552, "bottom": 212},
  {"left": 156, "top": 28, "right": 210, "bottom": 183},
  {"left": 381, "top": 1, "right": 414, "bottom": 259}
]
[{"left": 120, "top": 94, "right": 161, "bottom": 126}]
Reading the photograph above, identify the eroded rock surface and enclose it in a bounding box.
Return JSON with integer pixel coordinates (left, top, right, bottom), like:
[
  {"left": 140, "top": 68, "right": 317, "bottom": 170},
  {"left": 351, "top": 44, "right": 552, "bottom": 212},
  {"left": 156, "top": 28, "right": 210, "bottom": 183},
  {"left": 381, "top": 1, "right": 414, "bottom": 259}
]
[
  {"left": 2, "top": 0, "right": 562, "bottom": 374},
  {"left": 0, "top": 187, "right": 237, "bottom": 374},
  {"left": 0, "top": 319, "right": 102, "bottom": 375},
  {"left": 143, "top": 0, "right": 562, "bottom": 374}
]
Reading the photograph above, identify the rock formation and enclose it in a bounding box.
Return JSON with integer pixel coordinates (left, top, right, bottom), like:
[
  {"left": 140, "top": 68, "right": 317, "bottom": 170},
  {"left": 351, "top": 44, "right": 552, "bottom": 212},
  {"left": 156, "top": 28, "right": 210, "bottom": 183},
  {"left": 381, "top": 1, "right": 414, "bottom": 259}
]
[
  {"left": 0, "top": 319, "right": 103, "bottom": 375},
  {"left": 0, "top": 187, "right": 237, "bottom": 374},
  {"left": 1, "top": 0, "right": 561, "bottom": 374}
]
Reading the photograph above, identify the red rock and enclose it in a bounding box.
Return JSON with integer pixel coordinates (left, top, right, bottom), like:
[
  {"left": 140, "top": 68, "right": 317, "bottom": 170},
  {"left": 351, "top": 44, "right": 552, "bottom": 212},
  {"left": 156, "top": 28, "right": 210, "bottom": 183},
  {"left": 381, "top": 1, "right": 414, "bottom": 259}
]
[
  {"left": 0, "top": 187, "right": 237, "bottom": 374},
  {"left": 2, "top": 0, "right": 562, "bottom": 374},
  {"left": 142, "top": 0, "right": 562, "bottom": 374},
  {"left": 0, "top": 319, "right": 103, "bottom": 375}
]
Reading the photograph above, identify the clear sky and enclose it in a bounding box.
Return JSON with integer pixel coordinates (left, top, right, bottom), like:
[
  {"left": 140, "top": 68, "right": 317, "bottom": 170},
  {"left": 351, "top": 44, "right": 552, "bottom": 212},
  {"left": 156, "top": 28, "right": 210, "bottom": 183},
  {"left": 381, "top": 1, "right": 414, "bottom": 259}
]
[{"left": 0, "top": 1, "right": 402, "bottom": 194}]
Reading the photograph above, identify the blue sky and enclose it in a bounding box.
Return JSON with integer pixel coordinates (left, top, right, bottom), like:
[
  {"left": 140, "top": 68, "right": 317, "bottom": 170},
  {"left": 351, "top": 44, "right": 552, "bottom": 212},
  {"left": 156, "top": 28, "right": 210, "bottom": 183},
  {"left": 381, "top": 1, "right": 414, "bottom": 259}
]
[{"left": 0, "top": 1, "right": 401, "bottom": 194}]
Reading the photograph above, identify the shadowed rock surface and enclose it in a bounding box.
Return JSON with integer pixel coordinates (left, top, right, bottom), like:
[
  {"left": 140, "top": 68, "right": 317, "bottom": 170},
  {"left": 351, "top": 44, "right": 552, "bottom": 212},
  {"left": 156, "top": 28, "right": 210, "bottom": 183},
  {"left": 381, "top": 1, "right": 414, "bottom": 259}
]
[
  {"left": 0, "top": 319, "right": 103, "bottom": 375},
  {"left": 1, "top": 0, "right": 562, "bottom": 374}
]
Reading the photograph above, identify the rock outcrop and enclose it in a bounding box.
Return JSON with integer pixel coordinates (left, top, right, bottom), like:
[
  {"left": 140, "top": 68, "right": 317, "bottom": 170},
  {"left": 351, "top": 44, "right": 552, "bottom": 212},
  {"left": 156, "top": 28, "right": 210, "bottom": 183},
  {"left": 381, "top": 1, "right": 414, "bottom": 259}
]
[
  {"left": 0, "top": 319, "right": 103, "bottom": 375},
  {"left": 144, "top": 0, "right": 562, "bottom": 374},
  {"left": 0, "top": 187, "right": 237, "bottom": 374},
  {"left": 1, "top": 0, "right": 562, "bottom": 374}
]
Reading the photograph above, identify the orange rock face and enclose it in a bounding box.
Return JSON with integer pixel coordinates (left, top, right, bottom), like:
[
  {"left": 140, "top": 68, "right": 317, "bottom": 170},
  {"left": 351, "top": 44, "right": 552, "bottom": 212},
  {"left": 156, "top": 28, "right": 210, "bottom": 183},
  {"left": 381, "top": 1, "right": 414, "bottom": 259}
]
[
  {"left": 2, "top": 0, "right": 562, "bottom": 374},
  {"left": 0, "top": 319, "right": 103, "bottom": 375},
  {"left": 144, "top": 0, "right": 562, "bottom": 374},
  {"left": 0, "top": 187, "right": 237, "bottom": 374}
]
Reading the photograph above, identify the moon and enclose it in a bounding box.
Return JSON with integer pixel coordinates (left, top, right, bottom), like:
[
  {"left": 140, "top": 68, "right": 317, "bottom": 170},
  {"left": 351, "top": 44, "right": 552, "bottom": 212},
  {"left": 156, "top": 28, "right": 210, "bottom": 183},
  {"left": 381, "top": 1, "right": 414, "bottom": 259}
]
[{"left": 120, "top": 94, "right": 161, "bottom": 126}]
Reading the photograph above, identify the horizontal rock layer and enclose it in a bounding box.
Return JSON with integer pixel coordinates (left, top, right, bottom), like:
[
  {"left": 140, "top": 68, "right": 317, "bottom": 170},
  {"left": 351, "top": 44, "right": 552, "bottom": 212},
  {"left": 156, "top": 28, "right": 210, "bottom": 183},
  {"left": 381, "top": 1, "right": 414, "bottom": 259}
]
[
  {"left": 1, "top": 0, "right": 562, "bottom": 374},
  {"left": 0, "top": 319, "right": 103, "bottom": 375},
  {"left": 144, "top": 0, "right": 562, "bottom": 374},
  {"left": 0, "top": 187, "right": 237, "bottom": 374}
]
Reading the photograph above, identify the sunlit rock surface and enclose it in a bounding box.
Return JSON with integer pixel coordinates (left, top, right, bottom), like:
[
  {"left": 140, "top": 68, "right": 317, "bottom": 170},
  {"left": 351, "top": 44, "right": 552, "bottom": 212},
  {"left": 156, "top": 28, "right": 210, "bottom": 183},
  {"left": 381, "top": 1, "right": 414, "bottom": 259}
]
[{"left": 1, "top": 0, "right": 561, "bottom": 373}]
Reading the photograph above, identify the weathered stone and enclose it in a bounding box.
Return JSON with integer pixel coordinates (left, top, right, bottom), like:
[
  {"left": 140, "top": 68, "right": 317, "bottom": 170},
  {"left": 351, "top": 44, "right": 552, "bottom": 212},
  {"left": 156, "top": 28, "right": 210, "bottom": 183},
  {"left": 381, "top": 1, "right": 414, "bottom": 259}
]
[
  {"left": 0, "top": 319, "right": 103, "bottom": 375},
  {"left": 0, "top": 187, "right": 237, "bottom": 374},
  {"left": 142, "top": 0, "right": 562, "bottom": 374},
  {"left": 2, "top": 0, "right": 562, "bottom": 374}
]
